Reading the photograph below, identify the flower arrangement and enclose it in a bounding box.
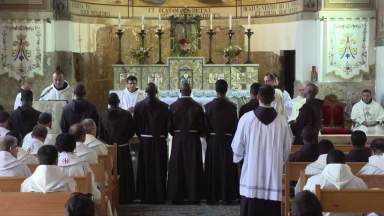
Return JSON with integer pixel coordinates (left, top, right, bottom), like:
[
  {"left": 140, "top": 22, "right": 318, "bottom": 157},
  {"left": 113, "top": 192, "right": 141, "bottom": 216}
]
[
  {"left": 173, "top": 38, "right": 194, "bottom": 57},
  {"left": 129, "top": 47, "right": 151, "bottom": 65},
  {"left": 223, "top": 45, "right": 243, "bottom": 64}
]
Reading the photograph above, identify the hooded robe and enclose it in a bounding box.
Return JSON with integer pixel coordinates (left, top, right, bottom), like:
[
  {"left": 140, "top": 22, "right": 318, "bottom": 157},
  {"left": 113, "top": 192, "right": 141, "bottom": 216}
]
[
  {"left": 8, "top": 106, "right": 41, "bottom": 138},
  {"left": 60, "top": 99, "right": 99, "bottom": 133}
]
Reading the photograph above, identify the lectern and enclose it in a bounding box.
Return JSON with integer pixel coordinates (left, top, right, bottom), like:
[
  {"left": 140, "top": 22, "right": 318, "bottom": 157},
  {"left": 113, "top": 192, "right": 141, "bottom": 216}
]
[{"left": 32, "top": 100, "right": 67, "bottom": 134}]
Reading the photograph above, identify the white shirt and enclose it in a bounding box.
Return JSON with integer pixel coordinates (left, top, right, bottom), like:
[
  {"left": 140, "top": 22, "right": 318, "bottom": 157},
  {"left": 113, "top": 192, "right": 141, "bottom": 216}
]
[
  {"left": 0, "top": 151, "right": 31, "bottom": 177},
  {"left": 57, "top": 152, "right": 101, "bottom": 200},
  {"left": 119, "top": 88, "right": 144, "bottom": 110},
  {"left": 304, "top": 164, "right": 368, "bottom": 216},
  {"left": 232, "top": 110, "right": 292, "bottom": 201},
  {"left": 22, "top": 138, "right": 45, "bottom": 155},
  {"left": 283, "top": 90, "right": 293, "bottom": 119},
  {"left": 23, "top": 127, "right": 59, "bottom": 145},
  {"left": 75, "top": 142, "right": 99, "bottom": 164},
  {"left": 21, "top": 165, "right": 76, "bottom": 193},
  {"left": 14, "top": 93, "right": 22, "bottom": 110},
  {"left": 0, "top": 127, "right": 10, "bottom": 137},
  {"left": 294, "top": 154, "right": 327, "bottom": 195},
  {"left": 358, "top": 155, "right": 384, "bottom": 175},
  {"left": 272, "top": 89, "right": 286, "bottom": 117},
  {"left": 83, "top": 134, "right": 108, "bottom": 155},
  {"left": 17, "top": 148, "right": 39, "bottom": 164},
  {"left": 291, "top": 95, "right": 304, "bottom": 105},
  {"left": 39, "top": 82, "right": 74, "bottom": 103}
]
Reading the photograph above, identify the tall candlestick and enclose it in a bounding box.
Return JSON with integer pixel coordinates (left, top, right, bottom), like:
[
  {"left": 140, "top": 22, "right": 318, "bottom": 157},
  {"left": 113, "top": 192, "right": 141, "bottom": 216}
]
[
  {"left": 118, "top": 13, "right": 121, "bottom": 29},
  {"left": 158, "top": 13, "right": 161, "bottom": 29},
  {"left": 141, "top": 14, "right": 144, "bottom": 30},
  {"left": 229, "top": 14, "right": 232, "bottom": 30},
  {"left": 248, "top": 14, "right": 251, "bottom": 29},
  {"left": 210, "top": 14, "right": 213, "bottom": 30}
]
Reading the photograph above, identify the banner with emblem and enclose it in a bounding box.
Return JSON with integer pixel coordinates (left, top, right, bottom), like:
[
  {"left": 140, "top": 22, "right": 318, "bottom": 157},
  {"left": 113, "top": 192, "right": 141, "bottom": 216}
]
[
  {"left": 326, "top": 21, "right": 369, "bottom": 81},
  {"left": 1, "top": 22, "right": 44, "bottom": 80}
]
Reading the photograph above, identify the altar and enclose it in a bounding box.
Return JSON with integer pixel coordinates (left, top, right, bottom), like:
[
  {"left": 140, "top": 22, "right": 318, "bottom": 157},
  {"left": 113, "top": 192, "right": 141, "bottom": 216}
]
[{"left": 112, "top": 57, "right": 259, "bottom": 112}]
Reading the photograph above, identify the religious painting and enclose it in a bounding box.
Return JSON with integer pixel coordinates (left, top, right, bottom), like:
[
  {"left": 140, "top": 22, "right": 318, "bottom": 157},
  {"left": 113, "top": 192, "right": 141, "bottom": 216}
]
[
  {"left": 148, "top": 73, "right": 163, "bottom": 84},
  {"left": 208, "top": 73, "right": 224, "bottom": 84},
  {"left": 236, "top": 72, "right": 252, "bottom": 84},
  {"left": 179, "top": 69, "right": 193, "bottom": 88}
]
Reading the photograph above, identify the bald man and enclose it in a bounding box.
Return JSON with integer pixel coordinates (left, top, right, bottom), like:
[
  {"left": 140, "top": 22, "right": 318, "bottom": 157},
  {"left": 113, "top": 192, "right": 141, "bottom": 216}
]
[
  {"left": 69, "top": 123, "right": 98, "bottom": 164},
  {"left": 60, "top": 84, "right": 99, "bottom": 133},
  {"left": 167, "top": 83, "right": 205, "bottom": 204},
  {"left": 290, "top": 83, "right": 324, "bottom": 145},
  {"left": 39, "top": 71, "right": 74, "bottom": 102},
  {"left": 98, "top": 93, "right": 135, "bottom": 204},
  {"left": 134, "top": 83, "right": 169, "bottom": 204}
]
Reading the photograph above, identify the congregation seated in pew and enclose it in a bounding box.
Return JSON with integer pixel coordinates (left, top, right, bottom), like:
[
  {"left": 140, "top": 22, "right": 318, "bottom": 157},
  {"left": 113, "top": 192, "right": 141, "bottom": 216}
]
[
  {"left": 0, "top": 135, "right": 31, "bottom": 177},
  {"left": 0, "top": 110, "right": 10, "bottom": 137},
  {"left": 358, "top": 138, "right": 384, "bottom": 175},
  {"left": 6, "top": 130, "right": 39, "bottom": 164},
  {"left": 346, "top": 130, "right": 372, "bottom": 162},
  {"left": 290, "top": 190, "right": 323, "bottom": 216},
  {"left": 21, "top": 145, "right": 77, "bottom": 193},
  {"left": 55, "top": 133, "right": 101, "bottom": 200},
  {"left": 81, "top": 118, "right": 108, "bottom": 155},
  {"left": 65, "top": 193, "right": 95, "bottom": 216},
  {"left": 22, "top": 125, "right": 47, "bottom": 156},
  {"left": 23, "top": 112, "right": 59, "bottom": 145},
  {"left": 303, "top": 149, "right": 368, "bottom": 216},
  {"left": 69, "top": 123, "right": 98, "bottom": 164}
]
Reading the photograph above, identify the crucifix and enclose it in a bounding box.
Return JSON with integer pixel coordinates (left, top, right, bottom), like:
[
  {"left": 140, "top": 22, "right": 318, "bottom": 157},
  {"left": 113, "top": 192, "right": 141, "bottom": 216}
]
[{"left": 169, "top": 5, "right": 202, "bottom": 39}]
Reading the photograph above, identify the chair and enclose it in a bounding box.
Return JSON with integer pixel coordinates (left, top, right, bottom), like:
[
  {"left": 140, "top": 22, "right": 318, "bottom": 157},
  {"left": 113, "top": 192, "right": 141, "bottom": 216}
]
[
  {"left": 321, "top": 95, "right": 353, "bottom": 134},
  {"left": 314, "top": 184, "right": 384, "bottom": 213},
  {"left": 89, "top": 160, "right": 107, "bottom": 216}
]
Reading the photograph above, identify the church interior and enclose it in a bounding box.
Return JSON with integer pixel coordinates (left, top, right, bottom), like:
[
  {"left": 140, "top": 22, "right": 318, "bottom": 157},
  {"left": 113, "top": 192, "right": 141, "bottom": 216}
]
[{"left": 1, "top": 0, "right": 384, "bottom": 215}]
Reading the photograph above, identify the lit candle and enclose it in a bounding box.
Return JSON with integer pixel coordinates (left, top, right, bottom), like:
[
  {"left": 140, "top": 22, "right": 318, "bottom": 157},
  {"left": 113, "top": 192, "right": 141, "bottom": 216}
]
[
  {"left": 210, "top": 13, "right": 213, "bottom": 30},
  {"left": 118, "top": 13, "right": 121, "bottom": 29},
  {"left": 158, "top": 13, "right": 161, "bottom": 29},
  {"left": 141, "top": 14, "right": 144, "bottom": 30},
  {"left": 229, "top": 14, "right": 232, "bottom": 30},
  {"left": 248, "top": 13, "right": 251, "bottom": 29}
]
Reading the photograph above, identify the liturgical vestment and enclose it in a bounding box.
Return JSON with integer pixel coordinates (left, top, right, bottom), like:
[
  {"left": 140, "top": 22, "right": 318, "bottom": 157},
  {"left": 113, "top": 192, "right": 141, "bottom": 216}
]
[
  {"left": 22, "top": 138, "right": 45, "bottom": 155},
  {"left": 205, "top": 97, "right": 239, "bottom": 203},
  {"left": 23, "top": 127, "right": 59, "bottom": 145},
  {"left": 134, "top": 97, "right": 169, "bottom": 203},
  {"left": 232, "top": 106, "right": 292, "bottom": 216},
  {"left": 17, "top": 148, "right": 39, "bottom": 164},
  {"left": 351, "top": 99, "right": 384, "bottom": 134},
  {"left": 0, "top": 151, "right": 31, "bottom": 177},
  {"left": 272, "top": 89, "right": 286, "bottom": 117},
  {"left": 167, "top": 96, "right": 205, "bottom": 202},
  {"left": 84, "top": 134, "right": 108, "bottom": 155},
  {"left": 358, "top": 155, "right": 384, "bottom": 175},
  {"left": 8, "top": 106, "right": 41, "bottom": 138},
  {"left": 39, "top": 82, "right": 74, "bottom": 103},
  {"left": 119, "top": 88, "right": 144, "bottom": 110},
  {"left": 98, "top": 107, "right": 135, "bottom": 204},
  {"left": 60, "top": 99, "right": 99, "bottom": 133}
]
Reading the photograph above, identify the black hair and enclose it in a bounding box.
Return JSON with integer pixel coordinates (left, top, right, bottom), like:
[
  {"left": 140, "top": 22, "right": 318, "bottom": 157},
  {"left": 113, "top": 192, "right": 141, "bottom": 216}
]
[
  {"left": 6, "top": 131, "right": 22, "bottom": 146},
  {"left": 264, "top": 73, "right": 277, "bottom": 80},
  {"left": 55, "top": 134, "right": 76, "bottom": 153},
  {"left": 39, "top": 112, "right": 53, "bottom": 125},
  {"left": 351, "top": 130, "right": 367, "bottom": 148},
  {"left": 0, "top": 110, "right": 10, "bottom": 123},
  {"left": 317, "top": 140, "right": 334, "bottom": 155},
  {"left": 258, "top": 85, "right": 275, "bottom": 104},
  {"left": 21, "top": 89, "right": 33, "bottom": 101},
  {"left": 291, "top": 190, "right": 323, "bottom": 216},
  {"left": 215, "top": 79, "right": 228, "bottom": 94},
  {"left": 126, "top": 76, "right": 138, "bottom": 83},
  {"left": 326, "top": 149, "right": 345, "bottom": 164},
  {"left": 250, "top": 83, "right": 261, "bottom": 96},
  {"left": 108, "top": 93, "right": 119, "bottom": 106},
  {"left": 362, "top": 89, "right": 371, "bottom": 95},
  {"left": 301, "top": 126, "right": 316, "bottom": 143},
  {"left": 38, "top": 145, "right": 58, "bottom": 165},
  {"left": 64, "top": 194, "right": 95, "bottom": 216}
]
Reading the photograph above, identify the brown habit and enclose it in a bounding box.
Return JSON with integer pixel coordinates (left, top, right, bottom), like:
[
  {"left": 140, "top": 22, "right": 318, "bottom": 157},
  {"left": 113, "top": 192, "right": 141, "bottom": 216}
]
[
  {"left": 60, "top": 99, "right": 99, "bottom": 133},
  {"left": 134, "top": 97, "right": 169, "bottom": 203},
  {"left": 290, "top": 98, "right": 324, "bottom": 145},
  {"left": 98, "top": 107, "right": 135, "bottom": 204},
  {"left": 8, "top": 106, "right": 41, "bottom": 138},
  {"left": 167, "top": 97, "right": 205, "bottom": 202},
  {"left": 204, "top": 97, "right": 239, "bottom": 203}
]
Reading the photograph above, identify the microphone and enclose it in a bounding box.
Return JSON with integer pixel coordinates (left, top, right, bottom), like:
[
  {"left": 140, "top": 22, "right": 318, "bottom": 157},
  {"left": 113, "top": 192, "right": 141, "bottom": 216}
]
[{"left": 36, "top": 87, "right": 53, "bottom": 101}]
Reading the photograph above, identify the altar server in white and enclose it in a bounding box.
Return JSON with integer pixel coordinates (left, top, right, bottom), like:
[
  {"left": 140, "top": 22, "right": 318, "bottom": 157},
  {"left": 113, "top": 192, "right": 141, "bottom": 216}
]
[
  {"left": 119, "top": 76, "right": 144, "bottom": 114},
  {"left": 272, "top": 73, "right": 294, "bottom": 118},
  {"left": 303, "top": 149, "right": 367, "bottom": 216},
  {"left": 232, "top": 85, "right": 293, "bottom": 216},
  {"left": 81, "top": 118, "right": 108, "bottom": 155},
  {"left": 0, "top": 110, "right": 10, "bottom": 137},
  {"left": 69, "top": 123, "right": 98, "bottom": 164},
  {"left": 22, "top": 125, "right": 47, "bottom": 155},
  {"left": 56, "top": 133, "right": 101, "bottom": 200},
  {"left": 0, "top": 136, "right": 31, "bottom": 177},
  {"left": 39, "top": 71, "right": 74, "bottom": 102},
  {"left": 6, "top": 130, "right": 39, "bottom": 164},
  {"left": 23, "top": 113, "right": 59, "bottom": 145},
  {"left": 358, "top": 138, "right": 384, "bottom": 174},
  {"left": 351, "top": 89, "right": 384, "bottom": 134},
  {"left": 21, "top": 145, "right": 77, "bottom": 193},
  {"left": 294, "top": 140, "right": 334, "bottom": 195},
  {"left": 14, "top": 76, "right": 33, "bottom": 110}
]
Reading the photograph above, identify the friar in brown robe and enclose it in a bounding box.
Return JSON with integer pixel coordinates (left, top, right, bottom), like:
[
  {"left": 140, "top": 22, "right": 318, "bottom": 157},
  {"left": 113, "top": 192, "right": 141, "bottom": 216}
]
[
  {"left": 167, "top": 83, "right": 205, "bottom": 204},
  {"left": 290, "top": 83, "right": 324, "bottom": 145},
  {"left": 8, "top": 90, "right": 41, "bottom": 138},
  {"left": 204, "top": 80, "right": 239, "bottom": 204},
  {"left": 134, "top": 83, "right": 169, "bottom": 204},
  {"left": 98, "top": 93, "right": 135, "bottom": 204},
  {"left": 239, "top": 83, "right": 261, "bottom": 119},
  {"left": 60, "top": 84, "right": 99, "bottom": 133}
]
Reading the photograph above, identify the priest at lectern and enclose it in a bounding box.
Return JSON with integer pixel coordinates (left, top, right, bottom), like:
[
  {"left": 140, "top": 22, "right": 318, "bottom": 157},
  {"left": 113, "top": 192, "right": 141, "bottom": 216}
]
[{"left": 38, "top": 71, "right": 74, "bottom": 103}]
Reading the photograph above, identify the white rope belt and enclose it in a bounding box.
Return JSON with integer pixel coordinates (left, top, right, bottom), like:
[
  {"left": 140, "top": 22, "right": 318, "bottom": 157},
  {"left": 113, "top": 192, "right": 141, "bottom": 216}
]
[
  {"left": 119, "top": 143, "right": 129, "bottom": 147},
  {"left": 141, "top": 134, "right": 166, "bottom": 138},
  {"left": 174, "top": 130, "right": 198, "bottom": 132},
  {"left": 209, "top": 133, "right": 232, "bottom": 136}
]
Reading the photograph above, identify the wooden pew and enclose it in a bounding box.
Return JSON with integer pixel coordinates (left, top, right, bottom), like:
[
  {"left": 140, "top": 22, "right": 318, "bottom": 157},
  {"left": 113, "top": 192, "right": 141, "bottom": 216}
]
[
  {"left": 318, "top": 135, "right": 381, "bottom": 145},
  {"left": 314, "top": 184, "right": 384, "bottom": 213},
  {"left": 0, "top": 190, "right": 78, "bottom": 216},
  {"left": 90, "top": 160, "right": 107, "bottom": 216},
  {"left": 290, "top": 145, "right": 370, "bottom": 155},
  {"left": 109, "top": 143, "right": 120, "bottom": 209},
  {"left": 97, "top": 150, "right": 115, "bottom": 210},
  {"left": 26, "top": 164, "right": 39, "bottom": 173},
  {"left": 0, "top": 173, "right": 92, "bottom": 193}
]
